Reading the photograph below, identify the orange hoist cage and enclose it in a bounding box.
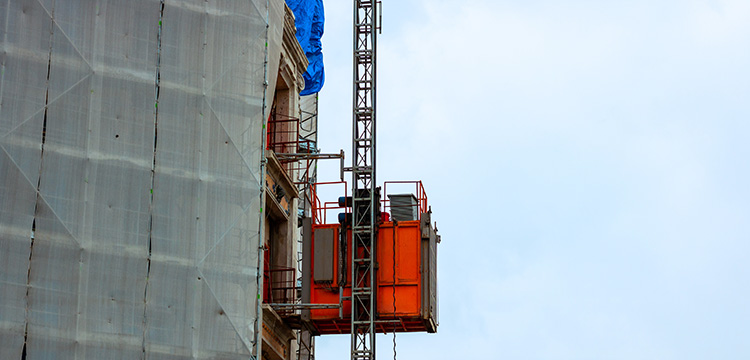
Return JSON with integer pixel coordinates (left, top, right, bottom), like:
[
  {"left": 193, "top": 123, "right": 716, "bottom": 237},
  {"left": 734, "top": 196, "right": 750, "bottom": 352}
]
[{"left": 303, "top": 181, "right": 438, "bottom": 335}]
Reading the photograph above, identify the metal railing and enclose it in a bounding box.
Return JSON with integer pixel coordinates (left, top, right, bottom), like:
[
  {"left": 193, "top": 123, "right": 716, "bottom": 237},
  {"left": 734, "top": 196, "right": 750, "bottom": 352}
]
[
  {"left": 381, "top": 181, "right": 428, "bottom": 221},
  {"left": 310, "top": 181, "right": 349, "bottom": 225},
  {"left": 264, "top": 267, "right": 298, "bottom": 316},
  {"left": 309, "top": 180, "right": 430, "bottom": 225}
]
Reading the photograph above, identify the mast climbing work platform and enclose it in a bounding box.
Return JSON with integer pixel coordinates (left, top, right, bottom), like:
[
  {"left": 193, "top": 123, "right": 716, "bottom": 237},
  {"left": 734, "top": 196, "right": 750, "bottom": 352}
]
[{"left": 290, "top": 2, "right": 441, "bottom": 360}]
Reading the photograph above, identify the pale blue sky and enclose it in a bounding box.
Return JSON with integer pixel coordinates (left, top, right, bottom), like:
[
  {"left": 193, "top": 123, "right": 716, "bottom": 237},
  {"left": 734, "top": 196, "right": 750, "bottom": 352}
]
[{"left": 314, "top": 0, "right": 750, "bottom": 358}]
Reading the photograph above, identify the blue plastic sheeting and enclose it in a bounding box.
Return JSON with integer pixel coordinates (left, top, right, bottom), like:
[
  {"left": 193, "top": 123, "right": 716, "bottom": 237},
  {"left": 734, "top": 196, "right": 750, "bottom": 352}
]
[{"left": 286, "top": 0, "right": 325, "bottom": 95}]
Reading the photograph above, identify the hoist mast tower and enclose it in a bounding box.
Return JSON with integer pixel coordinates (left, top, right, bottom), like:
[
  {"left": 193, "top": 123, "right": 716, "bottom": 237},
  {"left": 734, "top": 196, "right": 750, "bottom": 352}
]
[{"left": 350, "top": 0, "right": 379, "bottom": 359}]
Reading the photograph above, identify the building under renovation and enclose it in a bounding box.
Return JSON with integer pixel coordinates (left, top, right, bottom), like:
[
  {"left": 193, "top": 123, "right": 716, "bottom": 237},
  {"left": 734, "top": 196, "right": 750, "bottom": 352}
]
[{"left": 0, "top": 1, "right": 439, "bottom": 360}]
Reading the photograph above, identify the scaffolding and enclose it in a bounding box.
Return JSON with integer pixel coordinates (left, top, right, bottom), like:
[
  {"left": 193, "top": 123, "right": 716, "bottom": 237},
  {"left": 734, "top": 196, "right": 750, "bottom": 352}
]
[
  {"left": 268, "top": 95, "right": 347, "bottom": 360},
  {"left": 296, "top": 94, "right": 320, "bottom": 360},
  {"left": 268, "top": 101, "right": 344, "bottom": 214}
]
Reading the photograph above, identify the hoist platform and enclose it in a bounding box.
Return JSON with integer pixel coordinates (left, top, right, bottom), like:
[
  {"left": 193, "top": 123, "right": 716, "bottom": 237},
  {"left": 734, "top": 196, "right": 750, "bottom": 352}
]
[{"left": 301, "top": 181, "right": 440, "bottom": 335}]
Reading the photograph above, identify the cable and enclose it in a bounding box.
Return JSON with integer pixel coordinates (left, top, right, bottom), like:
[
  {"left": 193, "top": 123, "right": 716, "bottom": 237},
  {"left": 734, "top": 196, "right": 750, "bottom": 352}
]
[{"left": 392, "top": 221, "right": 397, "bottom": 360}]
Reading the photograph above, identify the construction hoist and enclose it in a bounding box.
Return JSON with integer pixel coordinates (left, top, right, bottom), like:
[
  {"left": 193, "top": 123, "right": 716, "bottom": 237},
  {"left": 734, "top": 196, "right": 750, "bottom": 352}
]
[{"left": 349, "top": 1, "right": 381, "bottom": 359}]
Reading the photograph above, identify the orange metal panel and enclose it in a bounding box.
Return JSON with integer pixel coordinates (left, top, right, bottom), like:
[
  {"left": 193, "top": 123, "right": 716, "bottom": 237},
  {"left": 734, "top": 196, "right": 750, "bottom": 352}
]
[
  {"left": 377, "top": 285, "right": 420, "bottom": 317},
  {"left": 376, "top": 221, "right": 421, "bottom": 318}
]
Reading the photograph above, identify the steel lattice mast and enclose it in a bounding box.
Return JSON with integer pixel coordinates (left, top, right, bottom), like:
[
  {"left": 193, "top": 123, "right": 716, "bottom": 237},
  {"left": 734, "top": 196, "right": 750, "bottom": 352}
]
[{"left": 350, "top": 0, "right": 378, "bottom": 359}]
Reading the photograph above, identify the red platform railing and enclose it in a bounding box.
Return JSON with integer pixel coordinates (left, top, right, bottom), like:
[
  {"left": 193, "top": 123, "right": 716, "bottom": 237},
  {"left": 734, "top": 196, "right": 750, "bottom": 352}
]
[
  {"left": 310, "top": 181, "right": 348, "bottom": 225},
  {"left": 381, "top": 180, "right": 428, "bottom": 221},
  {"left": 310, "top": 180, "right": 429, "bottom": 225}
]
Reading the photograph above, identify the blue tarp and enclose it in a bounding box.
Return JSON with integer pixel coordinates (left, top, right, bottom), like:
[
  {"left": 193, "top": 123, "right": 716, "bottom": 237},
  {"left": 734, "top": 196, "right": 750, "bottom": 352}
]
[{"left": 285, "top": 0, "right": 325, "bottom": 95}]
